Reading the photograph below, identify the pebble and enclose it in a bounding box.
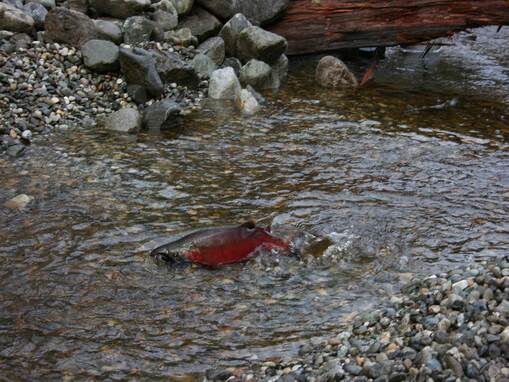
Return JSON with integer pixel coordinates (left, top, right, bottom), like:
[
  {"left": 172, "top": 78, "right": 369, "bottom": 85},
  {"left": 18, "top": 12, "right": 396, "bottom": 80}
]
[
  {"left": 21, "top": 130, "right": 32, "bottom": 140},
  {"left": 3, "top": 194, "right": 33, "bottom": 209}
]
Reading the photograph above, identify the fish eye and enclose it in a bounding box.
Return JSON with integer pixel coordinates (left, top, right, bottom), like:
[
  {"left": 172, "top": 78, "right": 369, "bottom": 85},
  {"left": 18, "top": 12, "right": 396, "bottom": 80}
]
[{"left": 242, "top": 221, "right": 256, "bottom": 230}]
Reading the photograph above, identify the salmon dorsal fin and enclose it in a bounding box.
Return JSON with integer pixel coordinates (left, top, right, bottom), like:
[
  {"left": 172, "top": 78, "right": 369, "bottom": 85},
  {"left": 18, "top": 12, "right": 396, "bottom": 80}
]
[{"left": 240, "top": 221, "right": 256, "bottom": 229}]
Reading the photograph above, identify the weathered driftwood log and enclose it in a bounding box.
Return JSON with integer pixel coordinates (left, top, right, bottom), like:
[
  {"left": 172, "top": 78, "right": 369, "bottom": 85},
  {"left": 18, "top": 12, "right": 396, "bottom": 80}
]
[{"left": 268, "top": 0, "right": 509, "bottom": 55}]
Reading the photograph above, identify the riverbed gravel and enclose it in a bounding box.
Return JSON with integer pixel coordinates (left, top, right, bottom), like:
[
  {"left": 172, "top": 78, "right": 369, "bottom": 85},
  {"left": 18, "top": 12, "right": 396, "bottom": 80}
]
[
  {"left": 0, "top": 39, "right": 205, "bottom": 157},
  {"left": 205, "top": 258, "right": 509, "bottom": 382}
]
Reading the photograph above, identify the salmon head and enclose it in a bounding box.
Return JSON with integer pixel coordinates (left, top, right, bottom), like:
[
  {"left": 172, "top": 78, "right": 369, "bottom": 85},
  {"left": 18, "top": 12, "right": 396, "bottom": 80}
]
[{"left": 236, "top": 221, "right": 290, "bottom": 252}]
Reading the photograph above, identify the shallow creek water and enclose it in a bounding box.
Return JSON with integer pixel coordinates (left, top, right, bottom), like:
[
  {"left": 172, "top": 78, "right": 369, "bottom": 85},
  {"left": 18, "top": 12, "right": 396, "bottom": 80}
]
[{"left": 1, "top": 28, "right": 508, "bottom": 380}]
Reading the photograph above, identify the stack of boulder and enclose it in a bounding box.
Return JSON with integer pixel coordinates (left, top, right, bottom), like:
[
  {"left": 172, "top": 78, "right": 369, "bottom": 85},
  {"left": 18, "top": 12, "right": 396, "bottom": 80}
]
[
  {"left": 208, "top": 13, "right": 288, "bottom": 115},
  {"left": 0, "top": 0, "right": 290, "bottom": 139}
]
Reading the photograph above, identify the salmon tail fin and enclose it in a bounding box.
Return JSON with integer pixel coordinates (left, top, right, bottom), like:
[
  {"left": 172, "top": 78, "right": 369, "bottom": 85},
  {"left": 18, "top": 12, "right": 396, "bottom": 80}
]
[{"left": 151, "top": 245, "right": 189, "bottom": 265}]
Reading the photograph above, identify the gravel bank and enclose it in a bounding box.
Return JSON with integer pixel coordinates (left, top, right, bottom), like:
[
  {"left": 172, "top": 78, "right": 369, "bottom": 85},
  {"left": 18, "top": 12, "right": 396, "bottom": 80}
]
[
  {"left": 0, "top": 39, "right": 205, "bottom": 156},
  {"left": 205, "top": 258, "right": 509, "bottom": 382}
]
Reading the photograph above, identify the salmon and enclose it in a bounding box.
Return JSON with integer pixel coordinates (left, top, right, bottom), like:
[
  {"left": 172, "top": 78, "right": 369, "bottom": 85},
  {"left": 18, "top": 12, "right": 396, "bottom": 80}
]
[{"left": 150, "top": 222, "right": 290, "bottom": 267}]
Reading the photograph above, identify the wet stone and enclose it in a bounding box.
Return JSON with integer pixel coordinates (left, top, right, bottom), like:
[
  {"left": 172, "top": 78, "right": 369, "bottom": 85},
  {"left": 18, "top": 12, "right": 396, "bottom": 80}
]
[
  {"left": 221, "top": 56, "right": 242, "bottom": 76},
  {"left": 94, "top": 19, "right": 123, "bottom": 44},
  {"left": 6, "top": 144, "right": 25, "bottom": 157},
  {"left": 3, "top": 194, "right": 33, "bottom": 209},
  {"left": 142, "top": 98, "right": 182, "bottom": 130},
  {"left": 152, "top": 9, "right": 178, "bottom": 31},
  {"left": 81, "top": 39, "right": 119, "bottom": 73},
  {"left": 164, "top": 27, "right": 198, "bottom": 46},
  {"left": 178, "top": 5, "right": 222, "bottom": 42},
  {"left": 103, "top": 107, "right": 141, "bottom": 133},
  {"left": 344, "top": 363, "right": 362, "bottom": 376},
  {"left": 363, "top": 363, "right": 383, "bottom": 379},
  {"left": 119, "top": 47, "right": 164, "bottom": 97},
  {"left": 123, "top": 16, "right": 156, "bottom": 45},
  {"left": 236, "top": 25, "right": 287, "bottom": 64},
  {"left": 206, "top": 368, "right": 232, "bottom": 381},
  {"left": 197, "top": 36, "right": 225, "bottom": 66}
]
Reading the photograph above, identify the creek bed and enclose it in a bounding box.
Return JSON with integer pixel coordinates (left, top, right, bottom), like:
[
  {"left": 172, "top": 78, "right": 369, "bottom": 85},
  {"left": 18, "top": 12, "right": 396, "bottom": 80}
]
[{"left": 0, "top": 27, "right": 508, "bottom": 380}]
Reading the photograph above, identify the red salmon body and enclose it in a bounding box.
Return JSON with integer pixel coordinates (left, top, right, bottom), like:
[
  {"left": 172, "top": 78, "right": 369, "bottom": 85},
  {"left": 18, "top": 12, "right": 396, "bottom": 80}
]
[{"left": 151, "top": 222, "right": 289, "bottom": 267}]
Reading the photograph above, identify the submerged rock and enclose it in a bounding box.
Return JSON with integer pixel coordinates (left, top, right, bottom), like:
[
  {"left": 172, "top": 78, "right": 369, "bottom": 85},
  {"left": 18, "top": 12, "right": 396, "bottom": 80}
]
[
  {"left": 208, "top": 66, "right": 240, "bottom": 100},
  {"left": 235, "top": 87, "right": 260, "bottom": 116},
  {"left": 268, "top": 53, "right": 288, "bottom": 89},
  {"left": 236, "top": 26, "right": 287, "bottom": 64},
  {"left": 315, "top": 55, "right": 358, "bottom": 88},
  {"left": 81, "top": 39, "right": 120, "bottom": 73},
  {"left": 4, "top": 194, "right": 33, "bottom": 209},
  {"left": 143, "top": 99, "right": 182, "bottom": 130},
  {"left": 44, "top": 7, "right": 97, "bottom": 47},
  {"left": 103, "top": 107, "right": 141, "bottom": 133},
  {"left": 178, "top": 5, "right": 222, "bottom": 42},
  {"left": 119, "top": 47, "right": 164, "bottom": 97},
  {"left": 6, "top": 144, "right": 25, "bottom": 157}
]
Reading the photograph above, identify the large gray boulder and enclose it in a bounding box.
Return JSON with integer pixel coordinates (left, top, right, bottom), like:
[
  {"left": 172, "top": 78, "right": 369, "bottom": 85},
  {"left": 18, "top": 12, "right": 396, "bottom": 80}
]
[
  {"left": 123, "top": 16, "right": 155, "bottom": 45},
  {"left": 208, "top": 66, "right": 240, "bottom": 100},
  {"left": 197, "top": 36, "right": 224, "bottom": 66},
  {"left": 104, "top": 108, "right": 141, "bottom": 133},
  {"left": 191, "top": 53, "right": 216, "bottom": 77},
  {"left": 152, "top": 50, "right": 200, "bottom": 87},
  {"left": 44, "top": 7, "right": 97, "bottom": 47},
  {"left": 218, "top": 13, "right": 251, "bottom": 57},
  {"left": 152, "top": 9, "right": 178, "bottom": 31},
  {"left": 119, "top": 47, "right": 164, "bottom": 97},
  {"left": 163, "top": 27, "right": 197, "bottom": 46},
  {"left": 239, "top": 58, "right": 271, "bottom": 89},
  {"left": 143, "top": 99, "right": 182, "bottom": 130},
  {"left": 23, "top": 2, "right": 47, "bottom": 30},
  {"left": 315, "top": 55, "right": 358, "bottom": 88},
  {"left": 94, "top": 19, "right": 123, "bottom": 44},
  {"left": 81, "top": 39, "right": 120, "bottom": 73},
  {"left": 236, "top": 26, "right": 287, "bottom": 64},
  {"left": 197, "top": 0, "right": 288, "bottom": 25},
  {"left": 0, "top": 3, "right": 35, "bottom": 33},
  {"left": 89, "top": 0, "right": 151, "bottom": 19},
  {"left": 178, "top": 5, "right": 221, "bottom": 42}
]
